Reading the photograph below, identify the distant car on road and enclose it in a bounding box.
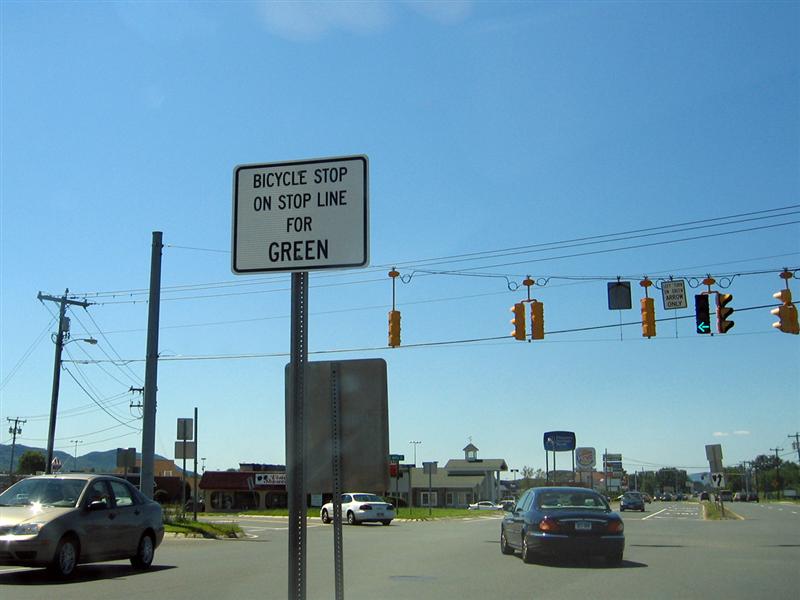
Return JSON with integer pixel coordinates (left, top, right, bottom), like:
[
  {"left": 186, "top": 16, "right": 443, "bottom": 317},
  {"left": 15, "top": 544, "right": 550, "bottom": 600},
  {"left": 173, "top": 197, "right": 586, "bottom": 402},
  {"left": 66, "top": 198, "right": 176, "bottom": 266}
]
[
  {"left": 641, "top": 493, "right": 652, "bottom": 503},
  {"left": 619, "top": 492, "right": 645, "bottom": 512},
  {"left": 320, "top": 493, "right": 395, "bottom": 525},
  {"left": 0, "top": 474, "right": 164, "bottom": 577},
  {"left": 468, "top": 501, "right": 503, "bottom": 511},
  {"left": 500, "top": 486, "right": 624, "bottom": 565},
  {"left": 699, "top": 491, "right": 710, "bottom": 501},
  {"left": 717, "top": 490, "right": 733, "bottom": 502}
]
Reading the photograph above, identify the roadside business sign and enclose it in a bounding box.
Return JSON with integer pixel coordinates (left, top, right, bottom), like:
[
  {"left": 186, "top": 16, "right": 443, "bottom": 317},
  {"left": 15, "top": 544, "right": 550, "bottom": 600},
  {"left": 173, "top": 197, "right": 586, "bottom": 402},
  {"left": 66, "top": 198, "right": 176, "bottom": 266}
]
[
  {"left": 232, "top": 155, "right": 369, "bottom": 274},
  {"left": 543, "top": 431, "right": 576, "bottom": 452},
  {"left": 661, "top": 280, "right": 688, "bottom": 310},
  {"left": 575, "top": 447, "right": 596, "bottom": 470}
]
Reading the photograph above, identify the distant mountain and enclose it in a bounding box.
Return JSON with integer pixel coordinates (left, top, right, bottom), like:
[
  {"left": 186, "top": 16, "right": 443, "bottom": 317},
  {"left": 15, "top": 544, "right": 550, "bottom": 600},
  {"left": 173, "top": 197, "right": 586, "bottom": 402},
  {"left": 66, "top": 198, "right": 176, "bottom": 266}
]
[{"left": 0, "top": 444, "right": 169, "bottom": 475}]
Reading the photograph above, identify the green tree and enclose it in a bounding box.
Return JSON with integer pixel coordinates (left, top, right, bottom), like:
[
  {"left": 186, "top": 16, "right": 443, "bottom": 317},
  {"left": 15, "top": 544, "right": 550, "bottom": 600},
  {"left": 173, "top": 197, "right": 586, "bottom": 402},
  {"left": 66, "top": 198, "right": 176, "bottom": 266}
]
[
  {"left": 655, "top": 468, "right": 688, "bottom": 493},
  {"left": 17, "top": 450, "right": 46, "bottom": 474}
]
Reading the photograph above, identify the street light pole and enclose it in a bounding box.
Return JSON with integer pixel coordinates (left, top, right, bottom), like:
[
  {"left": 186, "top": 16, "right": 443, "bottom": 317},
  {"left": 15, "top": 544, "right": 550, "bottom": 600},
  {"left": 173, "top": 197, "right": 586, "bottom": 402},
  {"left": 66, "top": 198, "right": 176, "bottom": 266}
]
[
  {"left": 409, "top": 440, "right": 421, "bottom": 466},
  {"left": 69, "top": 439, "right": 83, "bottom": 471}
]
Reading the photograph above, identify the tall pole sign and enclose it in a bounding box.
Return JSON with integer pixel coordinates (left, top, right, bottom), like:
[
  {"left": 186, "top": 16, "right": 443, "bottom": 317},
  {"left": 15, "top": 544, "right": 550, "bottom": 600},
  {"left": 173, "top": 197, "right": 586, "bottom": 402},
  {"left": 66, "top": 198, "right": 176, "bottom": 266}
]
[{"left": 232, "top": 155, "right": 369, "bottom": 600}]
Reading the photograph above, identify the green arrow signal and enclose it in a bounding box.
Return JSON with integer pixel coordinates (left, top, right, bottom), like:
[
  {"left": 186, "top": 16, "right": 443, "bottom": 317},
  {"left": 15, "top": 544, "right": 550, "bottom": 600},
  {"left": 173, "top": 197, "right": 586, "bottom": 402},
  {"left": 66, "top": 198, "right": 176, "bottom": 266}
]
[{"left": 697, "top": 322, "right": 710, "bottom": 333}]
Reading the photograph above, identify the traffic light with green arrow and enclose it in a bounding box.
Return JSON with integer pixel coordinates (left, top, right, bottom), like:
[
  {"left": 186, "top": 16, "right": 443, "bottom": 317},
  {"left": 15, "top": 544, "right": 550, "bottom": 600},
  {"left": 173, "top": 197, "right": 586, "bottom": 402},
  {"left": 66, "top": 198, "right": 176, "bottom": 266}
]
[{"left": 695, "top": 294, "right": 711, "bottom": 334}]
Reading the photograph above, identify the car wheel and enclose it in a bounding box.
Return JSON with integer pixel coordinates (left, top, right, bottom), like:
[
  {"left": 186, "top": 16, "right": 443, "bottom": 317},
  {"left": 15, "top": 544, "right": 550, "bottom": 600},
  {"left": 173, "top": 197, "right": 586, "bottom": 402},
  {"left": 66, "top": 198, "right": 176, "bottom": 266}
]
[
  {"left": 130, "top": 533, "right": 155, "bottom": 569},
  {"left": 48, "top": 535, "right": 79, "bottom": 578},
  {"left": 500, "top": 530, "right": 514, "bottom": 555},
  {"left": 321, "top": 509, "right": 331, "bottom": 524},
  {"left": 606, "top": 550, "right": 624, "bottom": 567},
  {"left": 381, "top": 520, "right": 392, "bottom": 526},
  {"left": 347, "top": 511, "right": 357, "bottom": 525},
  {"left": 521, "top": 535, "right": 536, "bottom": 564}
]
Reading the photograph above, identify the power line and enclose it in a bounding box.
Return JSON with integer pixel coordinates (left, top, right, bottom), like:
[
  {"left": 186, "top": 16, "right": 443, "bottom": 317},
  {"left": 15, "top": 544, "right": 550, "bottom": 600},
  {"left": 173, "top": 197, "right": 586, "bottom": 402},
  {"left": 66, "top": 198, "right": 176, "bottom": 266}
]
[
  {"left": 65, "top": 204, "right": 799, "bottom": 300},
  {"left": 61, "top": 365, "right": 139, "bottom": 430}
]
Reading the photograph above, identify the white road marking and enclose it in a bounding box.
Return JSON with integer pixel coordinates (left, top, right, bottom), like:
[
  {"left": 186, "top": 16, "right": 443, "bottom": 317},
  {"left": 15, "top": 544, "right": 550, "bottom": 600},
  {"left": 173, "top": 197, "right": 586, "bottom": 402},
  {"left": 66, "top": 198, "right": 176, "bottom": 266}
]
[{"left": 642, "top": 508, "right": 668, "bottom": 520}]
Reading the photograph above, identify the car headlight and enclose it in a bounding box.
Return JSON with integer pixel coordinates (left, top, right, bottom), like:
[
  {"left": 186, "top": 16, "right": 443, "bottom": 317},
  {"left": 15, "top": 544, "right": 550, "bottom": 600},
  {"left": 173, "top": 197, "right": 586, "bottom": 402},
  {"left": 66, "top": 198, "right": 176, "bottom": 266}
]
[{"left": 11, "top": 523, "right": 42, "bottom": 535}]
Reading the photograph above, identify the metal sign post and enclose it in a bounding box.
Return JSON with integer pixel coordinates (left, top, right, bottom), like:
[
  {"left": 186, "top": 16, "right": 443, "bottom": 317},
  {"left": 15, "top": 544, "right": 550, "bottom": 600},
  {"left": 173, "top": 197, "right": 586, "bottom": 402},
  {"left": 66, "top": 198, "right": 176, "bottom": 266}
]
[
  {"left": 330, "top": 363, "right": 344, "bottom": 600},
  {"left": 287, "top": 272, "right": 308, "bottom": 600},
  {"left": 232, "top": 155, "right": 369, "bottom": 600}
]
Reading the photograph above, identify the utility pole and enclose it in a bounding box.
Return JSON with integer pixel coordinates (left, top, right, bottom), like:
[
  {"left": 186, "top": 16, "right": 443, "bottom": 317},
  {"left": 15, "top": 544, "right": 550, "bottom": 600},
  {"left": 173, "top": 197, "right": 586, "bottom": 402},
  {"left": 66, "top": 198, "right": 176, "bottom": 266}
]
[
  {"left": 789, "top": 433, "right": 800, "bottom": 463},
  {"left": 141, "top": 231, "right": 164, "bottom": 499},
  {"left": 7, "top": 417, "right": 26, "bottom": 474},
  {"left": 38, "top": 290, "right": 92, "bottom": 473},
  {"left": 770, "top": 447, "right": 784, "bottom": 499}
]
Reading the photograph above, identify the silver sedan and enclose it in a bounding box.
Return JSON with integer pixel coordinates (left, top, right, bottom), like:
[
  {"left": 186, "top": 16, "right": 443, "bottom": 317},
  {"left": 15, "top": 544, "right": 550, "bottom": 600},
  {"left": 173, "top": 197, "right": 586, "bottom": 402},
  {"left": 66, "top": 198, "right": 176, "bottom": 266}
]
[{"left": 0, "top": 473, "right": 164, "bottom": 577}]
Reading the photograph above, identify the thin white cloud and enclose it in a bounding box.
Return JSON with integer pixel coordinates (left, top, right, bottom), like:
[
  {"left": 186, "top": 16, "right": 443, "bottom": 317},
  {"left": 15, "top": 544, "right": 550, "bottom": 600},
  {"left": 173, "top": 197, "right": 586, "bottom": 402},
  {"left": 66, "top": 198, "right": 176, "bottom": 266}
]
[
  {"left": 406, "top": 1, "right": 473, "bottom": 24},
  {"left": 257, "top": 1, "right": 474, "bottom": 41},
  {"left": 733, "top": 430, "right": 751, "bottom": 436},
  {"left": 258, "top": 1, "right": 393, "bottom": 41},
  {"left": 713, "top": 432, "right": 730, "bottom": 437}
]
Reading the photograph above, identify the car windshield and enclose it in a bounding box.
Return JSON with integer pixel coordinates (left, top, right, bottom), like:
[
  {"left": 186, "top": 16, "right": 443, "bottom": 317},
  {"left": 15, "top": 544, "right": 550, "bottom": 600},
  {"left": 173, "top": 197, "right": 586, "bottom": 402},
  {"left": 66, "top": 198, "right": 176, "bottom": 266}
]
[
  {"left": 537, "top": 491, "right": 609, "bottom": 510},
  {"left": 0, "top": 478, "right": 86, "bottom": 508},
  {"left": 352, "top": 494, "right": 384, "bottom": 503}
]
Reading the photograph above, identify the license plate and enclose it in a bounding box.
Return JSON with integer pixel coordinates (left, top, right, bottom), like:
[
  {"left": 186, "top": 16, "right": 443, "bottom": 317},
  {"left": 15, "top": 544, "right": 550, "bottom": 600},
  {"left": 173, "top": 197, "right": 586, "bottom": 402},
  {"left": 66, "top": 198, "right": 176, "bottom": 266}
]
[
  {"left": 575, "top": 521, "right": 592, "bottom": 531},
  {"left": 376, "top": 512, "right": 384, "bottom": 517}
]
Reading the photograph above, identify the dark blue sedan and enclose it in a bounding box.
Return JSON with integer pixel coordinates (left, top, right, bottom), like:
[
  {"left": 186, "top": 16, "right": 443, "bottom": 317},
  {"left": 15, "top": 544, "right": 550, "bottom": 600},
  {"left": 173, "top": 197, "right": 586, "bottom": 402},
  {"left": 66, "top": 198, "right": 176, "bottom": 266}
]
[{"left": 500, "top": 486, "right": 625, "bottom": 565}]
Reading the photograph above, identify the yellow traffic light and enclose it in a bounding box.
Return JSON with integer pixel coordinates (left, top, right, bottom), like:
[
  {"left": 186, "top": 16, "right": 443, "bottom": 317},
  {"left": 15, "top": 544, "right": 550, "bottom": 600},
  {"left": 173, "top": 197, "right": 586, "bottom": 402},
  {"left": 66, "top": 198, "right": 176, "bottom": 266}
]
[
  {"left": 716, "top": 293, "right": 735, "bottom": 334},
  {"left": 510, "top": 302, "right": 526, "bottom": 341},
  {"left": 772, "top": 289, "right": 799, "bottom": 334},
  {"left": 641, "top": 297, "right": 656, "bottom": 338},
  {"left": 530, "top": 301, "right": 544, "bottom": 340},
  {"left": 388, "top": 310, "right": 401, "bottom": 347}
]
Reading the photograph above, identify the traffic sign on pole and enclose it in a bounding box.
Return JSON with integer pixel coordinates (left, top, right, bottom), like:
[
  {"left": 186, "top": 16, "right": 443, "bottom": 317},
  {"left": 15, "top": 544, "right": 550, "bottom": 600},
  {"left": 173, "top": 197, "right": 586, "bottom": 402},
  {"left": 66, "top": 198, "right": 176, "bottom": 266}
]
[{"left": 232, "top": 156, "right": 369, "bottom": 274}]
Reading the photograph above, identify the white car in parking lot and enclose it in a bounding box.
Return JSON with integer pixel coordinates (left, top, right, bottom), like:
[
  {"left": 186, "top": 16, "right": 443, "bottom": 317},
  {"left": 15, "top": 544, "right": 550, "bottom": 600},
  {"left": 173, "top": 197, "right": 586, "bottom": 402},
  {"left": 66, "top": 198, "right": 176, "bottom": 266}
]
[
  {"left": 320, "top": 493, "right": 395, "bottom": 525},
  {"left": 468, "top": 500, "right": 503, "bottom": 511}
]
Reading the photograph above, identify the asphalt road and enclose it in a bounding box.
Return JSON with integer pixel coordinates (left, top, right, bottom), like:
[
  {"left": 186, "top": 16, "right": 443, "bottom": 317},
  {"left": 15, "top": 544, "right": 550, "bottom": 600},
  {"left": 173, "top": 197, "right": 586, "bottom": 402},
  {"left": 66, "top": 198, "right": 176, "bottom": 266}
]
[{"left": 1, "top": 502, "right": 798, "bottom": 600}]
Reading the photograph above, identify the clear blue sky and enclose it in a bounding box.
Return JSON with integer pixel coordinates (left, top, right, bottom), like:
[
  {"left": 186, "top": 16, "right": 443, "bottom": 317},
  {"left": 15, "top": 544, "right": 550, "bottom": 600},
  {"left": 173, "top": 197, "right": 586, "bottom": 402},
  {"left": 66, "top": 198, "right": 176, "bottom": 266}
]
[{"left": 1, "top": 1, "right": 798, "bottom": 477}]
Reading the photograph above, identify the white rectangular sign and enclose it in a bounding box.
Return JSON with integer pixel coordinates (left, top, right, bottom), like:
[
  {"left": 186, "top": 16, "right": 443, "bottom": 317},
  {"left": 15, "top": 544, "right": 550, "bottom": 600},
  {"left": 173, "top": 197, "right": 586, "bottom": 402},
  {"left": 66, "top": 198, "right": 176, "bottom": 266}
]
[
  {"left": 661, "top": 280, "right": 688, "bottom": 310},
  {"left": 232, "top": 155, "right": 369, "bottom": 274}
]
